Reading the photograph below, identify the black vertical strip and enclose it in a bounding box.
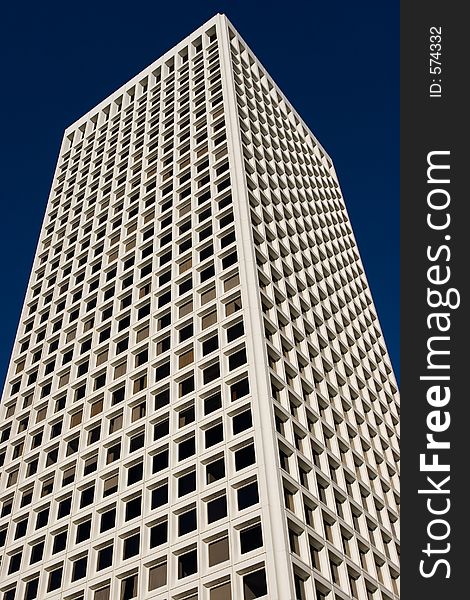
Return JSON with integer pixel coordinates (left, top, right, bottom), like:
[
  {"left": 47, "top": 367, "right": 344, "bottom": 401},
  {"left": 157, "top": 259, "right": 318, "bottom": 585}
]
[{"left": 401, "top": 3, "right": 467, "bottom": 599}]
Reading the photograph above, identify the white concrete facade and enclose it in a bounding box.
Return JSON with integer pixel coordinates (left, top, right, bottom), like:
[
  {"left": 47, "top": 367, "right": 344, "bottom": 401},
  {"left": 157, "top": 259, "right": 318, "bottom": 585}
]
[{"left": 0, "top": 14, "right": 399, "bottom": 600}]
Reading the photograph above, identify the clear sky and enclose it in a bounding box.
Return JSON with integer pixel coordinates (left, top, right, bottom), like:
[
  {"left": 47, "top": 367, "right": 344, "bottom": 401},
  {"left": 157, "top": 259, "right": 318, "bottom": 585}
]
[{"left": 0, "top": 0, "right": 399, "bottom": 389}]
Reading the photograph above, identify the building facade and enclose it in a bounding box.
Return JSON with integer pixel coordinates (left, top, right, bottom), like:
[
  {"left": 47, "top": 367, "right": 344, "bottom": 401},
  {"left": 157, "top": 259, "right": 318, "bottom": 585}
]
[{"left": 0, "top": 14, "right": 400, "bottom": 600}]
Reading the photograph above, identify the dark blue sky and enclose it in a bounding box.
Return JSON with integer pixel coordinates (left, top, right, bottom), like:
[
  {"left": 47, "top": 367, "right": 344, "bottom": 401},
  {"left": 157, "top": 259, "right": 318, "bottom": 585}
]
[{"left": 0, "top": 0, "right": 399, "bottom": 388}]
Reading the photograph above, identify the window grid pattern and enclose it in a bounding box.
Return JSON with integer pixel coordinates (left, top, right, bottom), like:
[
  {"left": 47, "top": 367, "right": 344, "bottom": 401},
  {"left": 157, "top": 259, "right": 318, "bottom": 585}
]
[
  {"left": 0, "top": 14, "right": 399, "bottom": 600},
  {"left": 228, "top": 25, "right": 399, "bottom": 600},
  {"left": 0, "top": 18, "right": 266, "bottom": 600}
]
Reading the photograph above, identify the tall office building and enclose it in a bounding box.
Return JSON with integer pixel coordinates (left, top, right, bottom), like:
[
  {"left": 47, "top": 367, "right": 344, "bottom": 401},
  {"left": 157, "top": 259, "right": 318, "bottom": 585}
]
[{"left": 0, "top": 14, "right": 399, "bottom": 600}]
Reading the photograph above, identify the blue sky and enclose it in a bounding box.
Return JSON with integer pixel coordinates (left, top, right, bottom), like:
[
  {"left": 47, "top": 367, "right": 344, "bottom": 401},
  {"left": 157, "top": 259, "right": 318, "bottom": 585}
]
[{"left": 0, "top": 0, "right": 399, "bottom": 387}]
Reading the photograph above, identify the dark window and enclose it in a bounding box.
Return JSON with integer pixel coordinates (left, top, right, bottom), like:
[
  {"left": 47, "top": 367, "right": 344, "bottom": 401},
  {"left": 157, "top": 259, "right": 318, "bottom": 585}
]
[
  {"left": 52, "top": 531, "right": 67, "bottom": 554},
  {"left": 204, "top": 391, "right": 222, "bottom": 414},
  {"left": 100, "top": 508, "right": 116, "bottom": 532},
  {"left": 125, "top": 496, "right": 142, "bottom": 521},
  {"left": 155, "top": 387, "right": 170, "bottom": 409},
  {"left": 207, "top": 495, "right": 227, "bottom": 523},
  {"left": 205, "top": 423, "right": 223, "bottom": 447},
  {"left": 72, "top": 556, "right": 87, "bottom": 581},
  {"left": 202, "top": 334, "right": 219, "bottom": 355},
  {"left": 206, "top": 457, "right": 225, "bottom": 483},
  {"left": 25, "top": 578, "right": 39, "bottom": 600},
  {"left": 121, "top": 574, "right": 138, "bottom": 599},
  {"left": 233, "top": 409, "right": 253, "bottom": 434},
  {"left": 243, "top": 569, "right": 268, "bottom": 600},
  {"left": 237, "top": 481, "right": 259, "bottom": 510},
  {"left": 80, "top": 486, "right": 95, "bottom": 507},
  {"left": 127, "top": 462, "right": 143, "bottom": 485},
  {"left": 150, "top": 521, "right": 168, "bottom": 547},
  {"left": 123, "top": 533, "right": 140, "bottom": 559},
  {"left": 151, "top": 484, "right": 169, "bottom": 509},
  {"left": 130, "top": 432, "right": 145, "bottom": 452},
  {"left": 229, "top": 348, "right": 247, "bottom": 370},
  {"left": 227, "top": 321, "right": 244, "bottom": 342},
  {"left": 30, "top": 541, "right": 45, "bottom": 563},
  {"left": 203, "top": 362, "right": 220, "bottom": 384},
  {"left": 57, "top": 497, "right": 71, "bottom": 519},
  {"left": 231, "top": 377, "right": 250, "bottom": 401},
  {"left": 178, "top": 549, "right": 197, "bottom": 578},
  {"left": 178, "top": 436, "right": 195, "bottom": 460},
  {"left": 152, "top": 449, "right": 169, "bottom": 472},
  {"left": 48, "top": 566, "right": 63, "bottom": 591},
  {"left": 178, "top": 471, "right": 196, "bottom": 497},
  {"left": 240, "top": 523, "right": 263, "bottom": 553},
  {"left": 76, "top": 519, "right": 91, "bottom": 543},
  {"left": 178, "top": 508, "right": 197, "bottom": 535},
  {"left": 235, "top": 444, "right": 256, "bottom": 470},
  {"left": 97, "top": 545, "right": 113, "bottom": 570},
  {"left": 154, "top": 419, "right": 170, "bottom": 440}
]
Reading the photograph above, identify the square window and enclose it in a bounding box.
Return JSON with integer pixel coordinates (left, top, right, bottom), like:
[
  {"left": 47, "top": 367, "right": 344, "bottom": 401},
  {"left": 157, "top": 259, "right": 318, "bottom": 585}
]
[
  {"left": 210, "top": 582, "right": 232, "bottom": 600},
  {"left": 240, "top": 523, "right": 263, "bottom": 553},
  {"left": 178, "top": 471, "right": 196, "bottom": 497},
  {"left": 100, "top": 507, "right": 116, "bottom": 532},
  {"left": 178, "top": 436, "right": 196, "bottom": 460},
  {"left": 235, "top": 443, "right": 256, "bottom": 470},
  {"left": 76, "top": 519, "right": 91, "bottom": 543},
  {"left": 151, "top": 483, "right": 169, "bottom": 508},
  {"left": 72, "top": 556, "right": 87, "bottom": 581},
  {"left": 208, "top": 536, "right": 229, "bottom": 566},
  {"left": 178, "top": 549, "right": 197, "bottom": 578},
  {"left": 47, "top": 566, "right": 63, "bottom": 591},
  {"left": 152, "top": 448, "right": 169, "bottom": 472},
  {"left": 204, "top": 391, "right": 222, "bottom": 414},
  {"left": 237, "top": 481, "right": 259, "bottom": 510},
  {"left": 233, "top": 409, "right": 253, "bottom": 434},
  {"left": 125, "top": 496, "right": 142, "bottom": 521},
  {"left": 179, "top": 405, "right": 195, "bottom": 427},
  {"left": 178, "top": 508, "right": 197, "bottom": 535},
  {"left": 206, "top": 457, "right": 225, "bottom": 483},
  {"left": 123, "top": 533, "right": 140, "bottom": 559},
  {"left": 121, "top": 574, "right": 138, "bottom": 600},
  {"left": 127, "top": 461, "right": 144, "bottom": 485},
  {"left": 148, "top": 562, "right": 167, "bottom": 590},
  {"left": 97, "top": 545, "right": 113, "bottom": 570},
  {"left": 207, "top": 495, "right": 227, "bottom": 523},
  {"left": 150, "top": 521, "right": 168, "bottom": 547},
  {"left": 243, "top": 569, "right": 267, "bottom": 600}
]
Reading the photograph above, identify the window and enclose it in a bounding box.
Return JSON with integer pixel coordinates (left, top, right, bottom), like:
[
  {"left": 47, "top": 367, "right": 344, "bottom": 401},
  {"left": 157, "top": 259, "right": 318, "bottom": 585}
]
[
  {"left": 121, "top": 574, "right": 138, "bottom": 600},
  {"left": 207, "top": 494, "right": 227, "bottom": 523},
  {"left": 72, "top": 555, "right": 88, "bottom": 581},
  {"left": 47, "top": 566, "right": 63, "bottom": 591},
  {"left": 210, "top": 581, "right": 232, "bottom": 600},
  {"left": 76, "top": 519, "right": 91, "bottom": 543},
  {"left": 237, "top": 481, "right": 259, "bottom": 510},
  {"left": 233, "top": 409, "right": 253, "bottom": 434},
  {"left": 206, "top": 457, "right": 225, "bottom": 483},
  {"left": 148, "top": 562, "right": 167, "bottom": 590},
  {"left": 243, "top": 568, "right": 268, "bottom": 600},
  {"left": 235, "top": 443, "right": 256, "bottom": 470},
  {"left": 97, "top": 545, "right": 113, "bottom": 570},
  {"left": 150, "top": 520, "right": 168, "bottom": 547},
  {"left": 151, "top": 483, "right": 169, "bottom": 508},
  {"left": 178, "top": 436, "right": 196, "bottom": 460},
  {"left": 208, "top": 536, "right": 229, "bottom": 566},
  {"left": 123, "top": 533, "right": 140, "bottom": 559},
  {"left": 240, "top": 523, "right": 263, "bottom": 553},
  {"left": 231, "top": 377, "right": 250, "bottom": 401},
  {"left": 178, "top": 549, "right": 197, "bottom": 578}
]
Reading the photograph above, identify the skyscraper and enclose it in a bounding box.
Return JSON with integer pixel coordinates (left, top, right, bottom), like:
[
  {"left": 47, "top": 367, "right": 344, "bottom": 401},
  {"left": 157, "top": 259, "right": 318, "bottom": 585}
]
[{"left": 0, "top": 13, "right": 399, "bottom": 600}]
